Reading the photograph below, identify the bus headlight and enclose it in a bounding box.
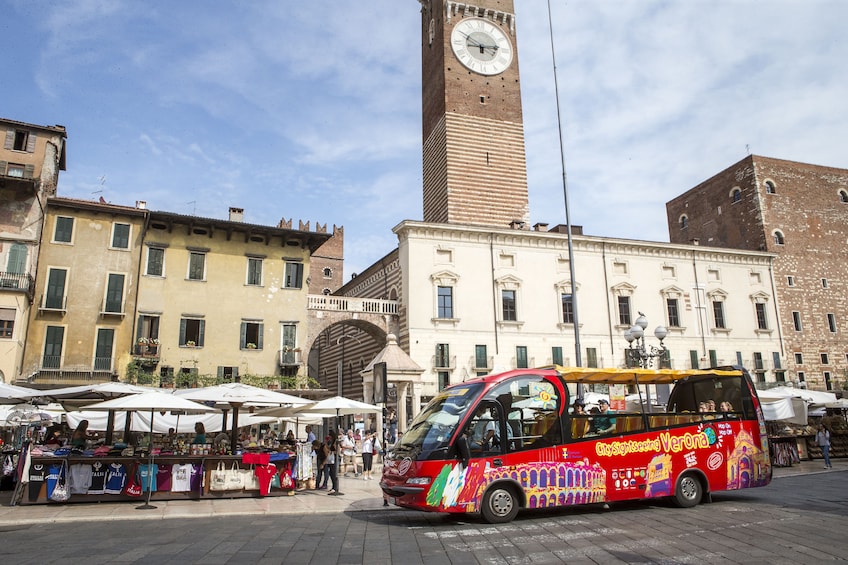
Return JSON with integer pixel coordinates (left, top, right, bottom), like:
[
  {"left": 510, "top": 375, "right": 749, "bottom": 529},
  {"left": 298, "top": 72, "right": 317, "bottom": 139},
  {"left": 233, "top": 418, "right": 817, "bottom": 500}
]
[{"left": 406, "top": 477, "right": 432, "bottom": 485}]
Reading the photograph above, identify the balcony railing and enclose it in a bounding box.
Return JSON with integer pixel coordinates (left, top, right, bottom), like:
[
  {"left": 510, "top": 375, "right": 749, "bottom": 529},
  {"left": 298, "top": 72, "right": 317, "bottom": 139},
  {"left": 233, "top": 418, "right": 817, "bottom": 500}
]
[
  {"left": 24, "top": 355, "right": 116, "bottom": 385},
  {"left": 100, "top": 299, "right": 126, "bottom": 317},
  {"left": 470, "top": 355, "right": 494, "bottom": 371},
  {"left": 278, "top": 349, "right": 303, "bottom": 366},
  {"left": 0, "top": 272, "right": 35, "bottom": 303},
  {"left": 432, "top": 355, "right": 456, "bottom": 370},
  {"left": 38, "top": 293, "right": 67, "bottom": 314},
  {"left": 307, "top": 295, "right": 399, "bottom": 315}
]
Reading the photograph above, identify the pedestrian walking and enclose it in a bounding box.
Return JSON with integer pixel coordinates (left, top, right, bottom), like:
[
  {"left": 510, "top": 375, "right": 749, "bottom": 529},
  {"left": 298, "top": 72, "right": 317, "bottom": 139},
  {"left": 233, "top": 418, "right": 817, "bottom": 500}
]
[
  {"left": 341, "top": 429, "right": 361, "bottom": 477},
  {"left": 362, "top": 432, "right": 379, "bottom": 480},
  {"left": 816, "top": 424, "right": 832, "bottom": 469}
]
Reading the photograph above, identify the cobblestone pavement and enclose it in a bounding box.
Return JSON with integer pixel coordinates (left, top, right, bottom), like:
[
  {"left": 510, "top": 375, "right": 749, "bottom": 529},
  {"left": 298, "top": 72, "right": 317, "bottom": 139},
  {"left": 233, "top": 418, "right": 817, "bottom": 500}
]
[{"left": 1, "top": 465, "right": 847, "bottom": 564}]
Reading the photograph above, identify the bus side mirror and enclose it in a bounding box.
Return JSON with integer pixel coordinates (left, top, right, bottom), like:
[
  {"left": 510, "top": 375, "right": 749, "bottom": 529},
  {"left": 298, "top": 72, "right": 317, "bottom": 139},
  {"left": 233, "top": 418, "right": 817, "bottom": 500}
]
[{"left": 456, "top": 434, "right": 471, "bottom": 468}]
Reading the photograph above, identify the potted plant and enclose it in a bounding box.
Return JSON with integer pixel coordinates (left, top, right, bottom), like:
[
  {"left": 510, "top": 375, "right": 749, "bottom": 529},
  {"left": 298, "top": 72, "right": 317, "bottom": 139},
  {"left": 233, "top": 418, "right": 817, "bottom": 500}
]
[
  {"left": 184, "top": 340, "right": 196, "bottom": 348},
  {"left": 246, "top": 343, "right": 257, "bottom": 350}
]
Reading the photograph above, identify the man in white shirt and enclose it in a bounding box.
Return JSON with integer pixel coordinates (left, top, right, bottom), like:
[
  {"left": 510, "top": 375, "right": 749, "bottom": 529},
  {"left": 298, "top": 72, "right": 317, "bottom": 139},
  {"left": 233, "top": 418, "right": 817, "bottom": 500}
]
[{"left": 340, "top": 430, "right": 361, "bottom": 477}]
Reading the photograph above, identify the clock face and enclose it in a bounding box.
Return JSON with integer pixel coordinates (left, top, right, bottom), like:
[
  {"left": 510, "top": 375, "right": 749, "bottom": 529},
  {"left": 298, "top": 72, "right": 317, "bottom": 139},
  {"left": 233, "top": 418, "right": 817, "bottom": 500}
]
[{"left": 450, "top": 17, "right": 513, "bottom": 76}]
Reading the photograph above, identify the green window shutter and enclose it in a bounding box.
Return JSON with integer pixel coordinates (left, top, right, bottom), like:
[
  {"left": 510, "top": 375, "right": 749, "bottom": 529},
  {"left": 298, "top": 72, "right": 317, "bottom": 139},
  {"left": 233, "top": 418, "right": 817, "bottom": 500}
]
[
  {"left": 217, "top": 366, "right": 224, "bottom": 379},
  {"left": 198, "top": 320, "right": 205, "bottom": 347},
  {"left": 7, "top": 243, "right": 26, "bottom": 274},
  {"left": 240, "top": 322, "right": 247, "bottom": 348},
  {"left": 179, "top": 319, "right": 187, "bottom": 345},
  {"left": 257, "top": 325, "right": 264, "bottom": 349}
]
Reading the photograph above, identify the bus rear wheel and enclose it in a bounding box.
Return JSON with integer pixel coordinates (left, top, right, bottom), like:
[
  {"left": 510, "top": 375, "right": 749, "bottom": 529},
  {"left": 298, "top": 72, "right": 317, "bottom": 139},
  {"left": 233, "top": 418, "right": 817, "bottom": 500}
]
[
  {"left": 674, "top": 473, "right": 703, "bottom": 508},
  {"left": 481, "top": 485, "right": 519, "bottom": 523}
]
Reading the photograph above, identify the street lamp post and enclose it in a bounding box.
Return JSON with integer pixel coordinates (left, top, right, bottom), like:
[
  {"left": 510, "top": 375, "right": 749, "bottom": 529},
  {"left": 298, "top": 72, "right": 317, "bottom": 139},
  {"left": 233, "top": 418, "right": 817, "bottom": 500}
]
[{"left": 623, "top": 312, "right": 669, "bottom": 369}]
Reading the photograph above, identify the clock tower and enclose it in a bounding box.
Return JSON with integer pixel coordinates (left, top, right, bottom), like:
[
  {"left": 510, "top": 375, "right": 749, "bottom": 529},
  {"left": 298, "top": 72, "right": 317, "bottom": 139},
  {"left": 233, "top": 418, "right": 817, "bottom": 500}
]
[{"left": 419, "top": 0, "right": 530, "bottom": 228}]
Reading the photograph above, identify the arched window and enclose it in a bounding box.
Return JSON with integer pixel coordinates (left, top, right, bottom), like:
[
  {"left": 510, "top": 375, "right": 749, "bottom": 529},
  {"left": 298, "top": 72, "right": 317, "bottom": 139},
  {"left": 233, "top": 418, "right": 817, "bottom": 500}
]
[
  {"left": 731, "top": 188, "right": 742, "bottom": 203},
  {"left": 765, "top": 180, "right": 776, "bottom": 194},
  {"left": 839, "top": 190, "right": 848, "bottom": 204},
  {"left": 773, "top": 230, "right": 785, "bottom": 245},
  {"left": 322, "top": 267, "right": 333, "bottom": 278},
  {"left": 679, "top": 215, "right": 688, "bottom": 229}
]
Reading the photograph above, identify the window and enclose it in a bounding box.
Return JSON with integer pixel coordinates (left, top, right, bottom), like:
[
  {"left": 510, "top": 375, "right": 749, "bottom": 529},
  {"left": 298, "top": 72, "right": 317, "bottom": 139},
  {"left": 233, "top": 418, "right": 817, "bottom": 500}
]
[
  {"left": 435, "top": 343, "right": 450, "bottom": 368},
  {"left": 322, "top": 267, "right": 333, "bottom": 278},
  {"left": 561, "top": 293, "right": 574, "bottom": 324},
  {"left": 731, "top": 188, "right": 742, "bottom": 203},
  {"left": 773, "top": 231, "right": 785, "bottom": 245},
  {"left": 618, "top": 295, "right": 632, "bottom": 326},
  {"left": 679, "top": 215, "right": 688, "bottom": 229},
  {"left": 188, "top": 252, "right": 206, "bottom": 281},
  {"left": 586, "top": 347, "right": 598, "bottom": 368},
  {"left": 240, "top": 321, "right": 264, "bottom": 350},
  {"left": 797, "top": 371, "right": 805, "bottom": 384},
  {"left": 111, "top": 223, "right": 130, "bottom": 249},
  {"left": 765, "top": 180, "right": 776, "bottom": 194},
  {"left": 824, "top": 372, "right": 833, "bottom": 390},
  {"left": 713, "top": 300, "right": 726, "bottom": 329},
  {"left": 44, "top": 268, "right": 67, "bottom": 310},
  {"left": 792, "top": 311, "right": 802, "bottom": 331},
  {"left": 689, "top": 350, "right": 699, "bottom": 370},
  {"left": 551, "top": 346, "right": 563, "bottom": 366},
  {"left": 437, "top": 286, "right": 453, "bottom": 318},
  {"left": 180, "top": 318, "right": 205, "bottom": 347},
  {"left": 6, "top": 243, "right": 26, "bottom": 274},
  {"left": 772, "top": 352, "right": 782, "bottom": 370},
  {"left": 54, "top": 217, "right": 74, "bottom": 243},
  {"left": 822, "top": 278, "right": 829, "bottom": 289},
  {"left": 755, "top": 302, "right": 768, "bottom": 330},
  {"left": 515, "top": 346, "right": 528, "bottom": 368},
  {"left": 474, "top": 345, "right": 488, "bottom": 370},
  {"left": 820, "top": 353, "right": 829, "bottom": 365},
  {"left": 246, "top": 257, "right": 263, "bottom": 286},
  {"left": 787, "top": 276, "right": 795, "bottom": 287},
  {"left": 827, "top": 313, "right": 837, "bottom": 333},
  {"left": 502, "top": 290, "right": 517, "bottom": 321},
  {"left": 709, "top": 350, "right": 718, "bottom": 367},
  {"left": 666, "top": 298, "right": 680, "bottom": 327},
  {"left": 281, "top": 323, "right": 298, "bottom": 363},
  {"left": 753, "top": 352, "right": 764, "bottom": 371},
  {"left": 146, "top": 247, "right": 164, "bottom": 277},
  {"left": 43, "top": 326, "right": 64, "bottom": 369},
  {"left": 794, "top": 353, "right": 803, "bottom": 364},
  {"left": 103, "top": 274, "right": 125, "bottom": 313},
  {"left": 218, "top": 366, "right": 239, "bottom": 383},
  {"left": 284, "top": 261, "right": 303, "bottom": 288},
  {"left": 438, "top": 371, "right": 450, "bottom": 391},
  {"left": 840, "top": 190, "right": 848, "bottom": 203},
  {"left": 136, "top": 315, "right": 160, "bottom": 354},
  {"left": 736, "top": 351, "right": 743, "bottom": 366},
  {"left": 94, "top": 328, "right": 114, "bottom": 371},
  {"left": 0, "top": 308, "right": 15, "bottom": 338}
]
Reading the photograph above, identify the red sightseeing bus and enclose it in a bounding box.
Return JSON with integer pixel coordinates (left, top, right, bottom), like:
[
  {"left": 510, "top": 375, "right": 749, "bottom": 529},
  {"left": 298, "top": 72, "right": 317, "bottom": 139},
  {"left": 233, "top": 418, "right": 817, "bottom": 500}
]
[{"left": 381, "top": 366, "right": 772, "bottom": 523}]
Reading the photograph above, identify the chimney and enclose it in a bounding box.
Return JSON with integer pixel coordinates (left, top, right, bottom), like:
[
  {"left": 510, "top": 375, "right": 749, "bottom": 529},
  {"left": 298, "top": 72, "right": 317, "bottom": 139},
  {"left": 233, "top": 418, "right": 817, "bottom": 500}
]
[
  {"left": 229, "top": 207, "right": 244, "bottom": 222},
  {"left": 136, "top": 200, "right": 147, "bottom": 210},
  {"left": 533, "top": 222, "right": 549, "bottom": 232},
  {"left": 509, "top": 220, "right": 526, "bottom": 230},
  {"left": 690, "top": 238, "right": 700, "bottom": 246}
]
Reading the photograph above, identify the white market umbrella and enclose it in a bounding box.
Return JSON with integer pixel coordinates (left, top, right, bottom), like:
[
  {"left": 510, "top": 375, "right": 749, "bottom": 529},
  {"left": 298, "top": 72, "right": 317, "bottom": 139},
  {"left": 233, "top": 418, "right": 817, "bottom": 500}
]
[
  {"left": 174, "top": 382, "right": 310, "bottom": 447},
  {"left": 0, "top": 382, "right": 44, "bottom": 405},
  {"left": 82, "top": 391, "right": 218, "bottom": 510}
]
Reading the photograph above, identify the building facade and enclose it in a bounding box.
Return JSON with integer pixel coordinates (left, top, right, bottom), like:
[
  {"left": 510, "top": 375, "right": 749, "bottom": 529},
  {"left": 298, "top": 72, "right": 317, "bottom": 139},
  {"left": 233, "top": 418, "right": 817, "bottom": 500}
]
[
  {"left": 666, "top": 155, "right": 848, "bottom": 390},
  {"left": 0, "top": 118, "right": 66, "bottom": 383},
  {"left": 21, "top": 199, "right": 335, "bottom": 387}
]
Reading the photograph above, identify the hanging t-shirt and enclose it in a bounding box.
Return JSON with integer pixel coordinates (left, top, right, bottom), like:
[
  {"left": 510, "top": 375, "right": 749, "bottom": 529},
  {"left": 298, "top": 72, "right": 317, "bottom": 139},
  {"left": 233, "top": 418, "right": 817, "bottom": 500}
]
[
  {"left": 88, "top": 461, "right": 107, "bottom": 494},
  {"left": 28, "top": 463, "right": 47, "bottom": 502},
  {"left": 138, "top": 464, "right": 158, "bottom": 492},
  {"left": 190, "top": 463, "right": 203, "bottom": 492},
  {"left": 156, "top": 465, "right": 172, "bottom": 492},
  {"left": 255, "top": 464, "right": 278, "bottom": 496},
  {"left": 45, "top": 463, "right": 65, "bottom": 500},
  {"left": 69, "top": 464, "right": 93, "bottom": 494},
  {"left": 170, "top": 463, "right": 192, "bottom": 492},
  {"left": 104, "top": 463, "right": 127, "bottom": 494}
]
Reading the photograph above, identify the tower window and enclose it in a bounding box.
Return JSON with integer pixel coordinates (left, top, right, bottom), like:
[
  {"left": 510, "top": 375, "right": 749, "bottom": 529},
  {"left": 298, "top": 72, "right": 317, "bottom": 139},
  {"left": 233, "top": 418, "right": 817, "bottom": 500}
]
[
  {"left": 731, "top": 188, "right": 742, "bottom": 203},
  {"left": 839, "top": 190, "right": 848, "bottom": 203},
  {"left": 773, "top": 230, "right": 785, "bottom": 245},
  {"left": 765, "top": 180, "right": 776, "bottom": 194},
  {"left": 679, "top": 215, "right": 688, "bottom": 229}
]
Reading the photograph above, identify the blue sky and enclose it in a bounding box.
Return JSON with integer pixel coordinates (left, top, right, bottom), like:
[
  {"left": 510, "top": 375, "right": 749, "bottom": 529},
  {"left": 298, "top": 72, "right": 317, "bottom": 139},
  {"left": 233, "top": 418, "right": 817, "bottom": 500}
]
[{"left": 3, "top": 1, "right": 847, "bottom": 279}]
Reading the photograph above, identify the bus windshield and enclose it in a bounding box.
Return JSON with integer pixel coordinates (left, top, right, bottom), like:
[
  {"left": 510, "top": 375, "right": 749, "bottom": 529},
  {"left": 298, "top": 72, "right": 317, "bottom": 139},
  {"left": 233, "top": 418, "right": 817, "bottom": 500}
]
[{"left": 393, "top": 382, "right": 483, "bottom": 459}]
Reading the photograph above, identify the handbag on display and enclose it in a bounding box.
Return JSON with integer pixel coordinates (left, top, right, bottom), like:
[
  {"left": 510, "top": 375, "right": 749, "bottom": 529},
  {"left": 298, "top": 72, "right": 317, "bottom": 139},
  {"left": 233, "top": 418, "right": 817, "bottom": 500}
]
[
  {"left": 2, "top": 455, "right": 14, "bottom": 477},
  {"left": 210, "top": 462, "right": 228, "bottom": 492},
  {"left": 225, "top": 462, "right": 244, "bottom": 490},
  {"left": 49, "top": 462, "right": 71, "bottom": 502},
  {"left": 123, "top": 464, "right": 143, "bottom": 497},
  {"left": 241, "top": 465, "right": 260, "bottom": 490}
]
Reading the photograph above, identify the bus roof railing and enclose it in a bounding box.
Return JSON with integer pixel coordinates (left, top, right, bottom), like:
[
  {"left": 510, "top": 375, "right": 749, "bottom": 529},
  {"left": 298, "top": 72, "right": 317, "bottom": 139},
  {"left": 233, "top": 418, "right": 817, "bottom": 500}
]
[{"left": 538, "top": 365, "right": 744, "bottom": 385}]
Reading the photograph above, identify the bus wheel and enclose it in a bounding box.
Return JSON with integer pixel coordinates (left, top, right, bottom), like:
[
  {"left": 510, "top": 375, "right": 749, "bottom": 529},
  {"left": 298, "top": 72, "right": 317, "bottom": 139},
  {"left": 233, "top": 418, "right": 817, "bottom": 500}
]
[
  {"left": 481, "top": 485, "right": 519, "bottom": 523},
  {"left": 674, "top": 473, "right": 703, "bottom": 508}
]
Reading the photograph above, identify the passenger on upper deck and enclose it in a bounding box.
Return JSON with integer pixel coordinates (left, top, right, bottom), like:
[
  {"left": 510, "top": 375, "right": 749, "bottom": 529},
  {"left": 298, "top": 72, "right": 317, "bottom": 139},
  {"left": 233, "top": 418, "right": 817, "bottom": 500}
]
[{"left": 592, "top": 399, "right": 616, "bottom": 434}]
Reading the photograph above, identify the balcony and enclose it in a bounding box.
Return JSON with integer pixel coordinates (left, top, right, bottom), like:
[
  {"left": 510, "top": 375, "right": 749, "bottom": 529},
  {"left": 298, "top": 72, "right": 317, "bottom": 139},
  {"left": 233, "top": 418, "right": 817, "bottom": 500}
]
[
  {"left": 432, "top": 355, "right": 456, "bottom": 370},
  {"left": 470, "top": 355, "right": 494, "bottom": 372},
  {"left": 307, "top": 295, "right": 399, "bottom": 315},
  {"left": 100, "top": 299, "right": 126, "bottom": 318},
  {"left": 278, "top": 349, "right": 303, "bottom": 367},
  {"left": 24, "top": 355, "right": 116, "bottom": 385},
  {"left": 38, "top": 293, "right": 67, "bottom": 314},
  {"left": 0, "top": 272, "right": 35, "bottom": 303},
  {"left": 133, "top": 343, "right": 160, "bottom": 366}
]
